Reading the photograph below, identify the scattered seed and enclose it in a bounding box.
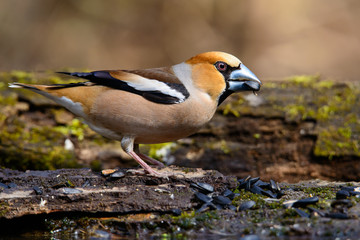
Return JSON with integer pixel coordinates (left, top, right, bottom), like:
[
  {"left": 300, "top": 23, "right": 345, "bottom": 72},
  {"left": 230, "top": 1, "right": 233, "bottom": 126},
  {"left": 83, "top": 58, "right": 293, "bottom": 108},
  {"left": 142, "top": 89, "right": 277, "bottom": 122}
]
[
  {"left": 325, "top": 212, "right": 349, "bottom": 219},
  {"left": 331, "top": 199, "right": 353, "bottom": 208},
  {"left": 92, "top": 230, "right": 111, "bottom": 239},
  {"left": 33, "top": 186, "right": 43, "bottom": 195},
  {"left": 7, "top": 183, "right": 17, "bottom": 188},
  {"left": 308, "top": 207, "right": 326, "bottom": 217},
  {"left": 283, "top": 200, "right": 298, "bottom": 209},
  {"left": 254, "top": 180, "right": 269, "bottom": 188},
  {"left": 190, "top": 182, "right": 214, "bottom": 194},
  {"left": 222, "top": 189, "right": 235, "bottom": 200},
  {"left": 336, "top": 190, "right": 350, "bottom": 199},
  {"left": 82, "top": 180, "right": 91, "bottom": 188},
  {"left": 249, "top": 177, "right": 260, "bottom": 186},
  {"left": 101, "top": 169, "right": 117, "bottom": 177},
  {"left": 213, "top": 204, "right": 224, "bottom": 210},
  {"left": 109, "top": 170, "right": 126, "bottom": 179},
  {"left": 349, "top": 191, "right": 360, "bottom": 196},
  {"left": 238, "top": 175, "right": 251, "bottom": 184},
  {"left": 276, "top": 190, "right": 285, "bottom": 198},
  {"left": 227, "top": 204, "right": 237, "bottom": 211},
  {"left": 208, "top": 202, "right": 222, "bottom": 210},
  {"left": 234, "top": 193, "right": 241, "bottom": 198},
  {"left": 195, "top": 192, "right": 212, "bottom": 203},
  {"left": 212, "top": 195, "right": 232, "bottom": 205},
  {"left": 171, "top": 209, "right": 182, "bottom": 216},
  {"left": 239, "top": 234, "right": 260, "bottom": 240},
  {"left": 270, "top": 179, "right": 280, "bottom": 193},
  {"left": 249, "top": 185, "right": 262, "bottom": 195},
  {"left": 238, "top": 200, "right": 256, "bottom": 211},
  {"left": 340, "top": 186, "right": 355, "bottom": 192},
  {"left": 292, "top": 196, "right": 319, "bottom": 208},
  {"left": 245, "top": 180, "right": 252, "bottom": 191},
  {"left": 260, "top": 189, "right": 277, "bottom": 198},
  {"left": 294, "top": 208, "right": 310, "bottom": 218},
  {"left": 61, "top": 187, "right": 83, "bottom": 194}
]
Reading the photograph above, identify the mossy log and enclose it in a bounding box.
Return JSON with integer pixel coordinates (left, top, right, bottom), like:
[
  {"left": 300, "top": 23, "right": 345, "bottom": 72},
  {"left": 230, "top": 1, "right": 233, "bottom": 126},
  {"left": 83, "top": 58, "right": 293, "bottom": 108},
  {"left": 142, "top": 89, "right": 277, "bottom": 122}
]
[
  {"left": 0, "top": 167, "right": 232, "bottom": 219},
  {"left": 0, "top": 167, "right": 359, "bottom": 239}
]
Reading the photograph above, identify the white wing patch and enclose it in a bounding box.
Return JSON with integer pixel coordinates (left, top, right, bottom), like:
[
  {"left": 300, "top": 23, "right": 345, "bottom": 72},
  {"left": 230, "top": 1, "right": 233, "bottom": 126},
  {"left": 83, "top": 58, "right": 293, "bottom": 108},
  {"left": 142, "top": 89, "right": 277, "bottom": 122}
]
[{"left": 126, "top": 76, "right": 186, "bottom": 102}]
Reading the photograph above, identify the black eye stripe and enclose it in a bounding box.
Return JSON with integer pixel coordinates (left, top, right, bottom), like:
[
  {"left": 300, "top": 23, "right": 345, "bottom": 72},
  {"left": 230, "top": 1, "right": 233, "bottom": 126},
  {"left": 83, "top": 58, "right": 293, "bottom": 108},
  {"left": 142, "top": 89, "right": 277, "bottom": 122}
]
[
  {"left": 214, "top": 62, "right": 239, "bottom": 81},
  {"left": 217, "top": 63, "right": 242, "bottom": 106}
]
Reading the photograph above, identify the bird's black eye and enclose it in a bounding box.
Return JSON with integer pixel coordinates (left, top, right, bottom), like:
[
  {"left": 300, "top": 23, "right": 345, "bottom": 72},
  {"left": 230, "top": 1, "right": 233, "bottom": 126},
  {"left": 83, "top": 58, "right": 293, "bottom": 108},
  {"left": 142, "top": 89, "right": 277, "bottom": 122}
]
[{"left": 215, "top": 61, "right": 227, "bottom": 72}]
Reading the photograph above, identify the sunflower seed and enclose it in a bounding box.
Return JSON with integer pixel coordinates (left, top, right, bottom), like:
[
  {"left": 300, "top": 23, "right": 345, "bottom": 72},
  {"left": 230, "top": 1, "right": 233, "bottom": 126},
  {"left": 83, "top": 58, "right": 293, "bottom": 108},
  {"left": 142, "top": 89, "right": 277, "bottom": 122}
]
[
  {"left": 238, "top": 200, "right": 256, "bottom": 211},
  {"left": 190, "top": 182, "right": 214, "bottom": 194},
  {"left": 212, "top": 195, "right": 232, "bottom": 205},
  {"left": 194, "top": 192, "right": 212, "bottom": 203},
  {"left": 294, "top": 208, "right": 310, "bottom": 218},
  {"left": 336, "top": 190, "right": 350, "bottom": 199}
]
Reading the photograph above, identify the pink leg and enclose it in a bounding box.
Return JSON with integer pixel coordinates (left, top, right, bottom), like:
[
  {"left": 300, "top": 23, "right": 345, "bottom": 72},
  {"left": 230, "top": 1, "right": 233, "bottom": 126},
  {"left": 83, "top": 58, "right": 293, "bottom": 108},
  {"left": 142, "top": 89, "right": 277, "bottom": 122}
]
[
  {"left": 128, "top": 151, "right": 161, "bottom": 176},
  {"left": 121, "top": 137, "right": 163, "bottom": 176},
  {"left": 134, "top": 144, "right": 165, "bottom": 168},
  {"left": 138, "top": 153, "right": 165, "bottom": 167}
]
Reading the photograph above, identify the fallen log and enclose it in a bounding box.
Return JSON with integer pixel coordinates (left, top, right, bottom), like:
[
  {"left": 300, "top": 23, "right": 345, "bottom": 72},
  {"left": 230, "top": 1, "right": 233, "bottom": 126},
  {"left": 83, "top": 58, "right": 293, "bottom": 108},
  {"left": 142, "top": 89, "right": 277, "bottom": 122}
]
[{"left": 0, "top": 167, "right": 235, "bottom": 219}]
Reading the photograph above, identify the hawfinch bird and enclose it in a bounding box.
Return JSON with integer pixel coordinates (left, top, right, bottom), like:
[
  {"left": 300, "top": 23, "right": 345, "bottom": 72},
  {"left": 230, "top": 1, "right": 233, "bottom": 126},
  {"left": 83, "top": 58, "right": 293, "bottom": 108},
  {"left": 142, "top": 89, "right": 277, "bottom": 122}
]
[{"left": 10, "top": 51, "right": 261, "bottom": 176}]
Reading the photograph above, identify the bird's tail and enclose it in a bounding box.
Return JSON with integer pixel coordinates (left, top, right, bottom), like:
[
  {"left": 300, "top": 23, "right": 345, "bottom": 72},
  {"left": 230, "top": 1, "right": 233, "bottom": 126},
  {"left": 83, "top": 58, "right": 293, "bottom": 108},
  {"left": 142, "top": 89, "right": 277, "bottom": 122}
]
[
  {"left": 9, "top": 81, "right": 88, "bottom": 118},
  {"left": 8, "top": 82, "right": 41, "bottom": 90}
]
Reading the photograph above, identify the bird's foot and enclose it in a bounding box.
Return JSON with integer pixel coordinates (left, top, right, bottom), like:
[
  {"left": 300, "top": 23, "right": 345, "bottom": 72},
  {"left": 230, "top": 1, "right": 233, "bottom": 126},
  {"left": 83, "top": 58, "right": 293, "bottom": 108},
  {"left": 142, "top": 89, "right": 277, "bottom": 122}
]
[
  {"left": 126, "top": 168, "right": 173, "bottom": 179},
  {"left": 128, "top": 151, "right": 171, "bottom": 178}
]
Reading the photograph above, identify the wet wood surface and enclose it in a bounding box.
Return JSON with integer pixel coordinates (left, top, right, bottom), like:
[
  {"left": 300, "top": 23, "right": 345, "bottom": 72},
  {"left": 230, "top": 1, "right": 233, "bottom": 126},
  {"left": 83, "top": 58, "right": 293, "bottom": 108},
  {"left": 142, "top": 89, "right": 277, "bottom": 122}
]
[{"left": 0, "top": 167, "right": 236, "bottom": 219}]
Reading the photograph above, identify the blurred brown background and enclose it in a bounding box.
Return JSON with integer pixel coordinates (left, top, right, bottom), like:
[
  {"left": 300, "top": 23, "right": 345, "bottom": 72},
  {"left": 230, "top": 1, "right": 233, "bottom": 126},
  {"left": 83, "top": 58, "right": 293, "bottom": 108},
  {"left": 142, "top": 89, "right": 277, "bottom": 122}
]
[{"left": 0, "top": 0, "right": 359, "bottom": 81}]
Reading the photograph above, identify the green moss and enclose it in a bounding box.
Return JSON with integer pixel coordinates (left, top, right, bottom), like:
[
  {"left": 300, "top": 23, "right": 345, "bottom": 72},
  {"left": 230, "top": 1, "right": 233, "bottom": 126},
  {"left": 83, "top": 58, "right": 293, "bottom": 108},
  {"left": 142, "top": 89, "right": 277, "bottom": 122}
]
[
  {"left": 220, "top": 140, "right": 231, "bottom": 154},
  {"left": 53, "top": 118, "right": 88, "bottom": 141},
  {"left": 314, "top": 126, "right": 360, "bottom": 158},
  {"left": 171, "top": 210, "right": 219, "bottom": 230},
  {"left": 314, "top": 80, "right": 334, "bottom": 89},
  {"left": 0, "top": 93, "right": 18, "bottom": 106},
  {"left": 283, "top": 104, "right": 308, "bottom": 120},
  {"left": 222, "top": 103, "right": 240, "bottom": 117},
  {"left": 253, "top": 133, "right": 261, "bottom": 139},
  {"left": 282, "top": 208, "right": 299, "bottom": 218},
  {"left": 9, "top": 71, "right": 34, "bottom": 82},
  {"left": 0, "top": 201, "right": 10, "bottom": 217},
  {"left": 232, "top": 189, "right": 283, "bottom": 209},
  {"left": 221, "top": 96, "right": 245, "bottom": 117},
  {"left": 0, "top": 119, "right": 80, "bottom": 170},
  {"left": 181, "top": 168, "right": 194, "bottom": 174},
  {"left": 90, "top": 159, "right": 102, "bottom": 172},
  {"left": 1, "top": 70, "right": 81, "bottom": 85},
  {"left": 276, "top": 77, "right": 358, "bottom": 121},
  {"left": 143, "top": 142, "right": 176, "bottom": 160},
  {"left": 288, "top": 75, "right": 334, "bottom": 90},
  {"left": 302, "top": 187, "right": 336, "bottom": 200},
  {"left": 287, "top": 74, "right": 320, "bottom": 87},
  {"left": 270, "top": 77, "right": 360, "bottom": 158},
  {"left": 45, "top": 216, "right": 92, "bottom": 237},
  {"left": 0, "top": 70, "right": 112, "bottom": 171}
]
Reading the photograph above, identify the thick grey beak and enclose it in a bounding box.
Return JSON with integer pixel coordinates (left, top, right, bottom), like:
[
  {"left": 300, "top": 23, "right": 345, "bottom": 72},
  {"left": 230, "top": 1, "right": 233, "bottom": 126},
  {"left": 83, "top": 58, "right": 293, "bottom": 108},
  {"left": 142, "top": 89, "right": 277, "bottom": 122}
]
[{"left": 228, "top": 64, "right": 262, "bottom": 92}]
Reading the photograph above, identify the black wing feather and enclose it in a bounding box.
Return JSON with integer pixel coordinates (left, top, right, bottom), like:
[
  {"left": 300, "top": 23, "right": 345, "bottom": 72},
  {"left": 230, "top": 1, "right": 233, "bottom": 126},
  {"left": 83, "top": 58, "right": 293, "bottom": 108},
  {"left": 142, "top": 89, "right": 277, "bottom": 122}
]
[{"left": 57, "top": 71, "right": 188, "bottom": 104}]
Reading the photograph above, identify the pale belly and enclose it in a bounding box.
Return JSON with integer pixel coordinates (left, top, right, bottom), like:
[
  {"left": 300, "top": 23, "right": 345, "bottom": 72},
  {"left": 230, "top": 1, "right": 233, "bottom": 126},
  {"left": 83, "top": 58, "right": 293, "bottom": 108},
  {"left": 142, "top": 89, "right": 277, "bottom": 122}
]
[
  {"left": 86, "top": 116, "right": 204, "bottom": 144},
  {"left": 86, "top": 90, "right": 217, "bottom": 144}
]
